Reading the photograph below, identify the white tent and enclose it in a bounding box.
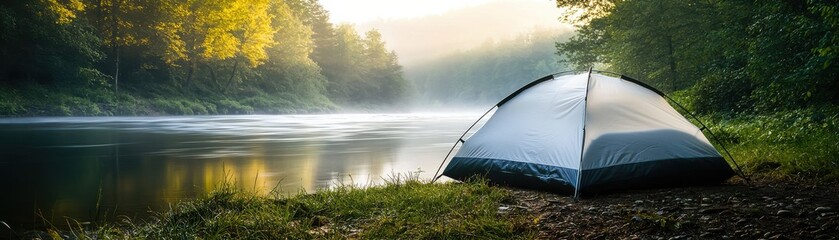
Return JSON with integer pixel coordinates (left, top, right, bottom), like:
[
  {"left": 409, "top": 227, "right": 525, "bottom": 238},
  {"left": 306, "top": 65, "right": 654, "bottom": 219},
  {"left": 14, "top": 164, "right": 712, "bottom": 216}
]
[{"left": 439, "top": 71, "right": 736, "bottom": 195}]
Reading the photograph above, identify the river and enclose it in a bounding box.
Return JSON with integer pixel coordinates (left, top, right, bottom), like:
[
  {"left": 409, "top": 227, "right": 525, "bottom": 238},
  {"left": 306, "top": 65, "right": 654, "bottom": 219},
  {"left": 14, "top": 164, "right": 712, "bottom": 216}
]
[{"left": 0, "top": 113, "right": 483, "bottom": 228}]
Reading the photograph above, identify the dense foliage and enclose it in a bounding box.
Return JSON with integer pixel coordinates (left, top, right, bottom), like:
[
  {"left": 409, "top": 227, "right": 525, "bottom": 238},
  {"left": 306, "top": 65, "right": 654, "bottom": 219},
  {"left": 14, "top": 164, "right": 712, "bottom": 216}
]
[
  {"left": 556, "top": 0, "right": 839, "bottom": 178},
  {"left": 409, "top": 29, "right": 571, "bottom": 106},
  {"left": 0, "top": 0, "right": 408, "bottom": 116},
  {"left": 556, "top": 0, "right": 838, "bottom": 114}
]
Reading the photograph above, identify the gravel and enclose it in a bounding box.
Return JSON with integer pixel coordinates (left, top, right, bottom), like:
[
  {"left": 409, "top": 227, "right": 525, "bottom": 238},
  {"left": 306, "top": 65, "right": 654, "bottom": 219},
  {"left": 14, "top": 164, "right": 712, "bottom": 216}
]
[{"left": 506, "top": 178, "right": 839, "bottom": 239}]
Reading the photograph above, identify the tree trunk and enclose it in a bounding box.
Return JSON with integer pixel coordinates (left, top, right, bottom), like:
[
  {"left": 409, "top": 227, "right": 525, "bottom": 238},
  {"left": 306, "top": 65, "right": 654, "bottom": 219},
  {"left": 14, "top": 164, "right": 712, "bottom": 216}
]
[
  {"left": 223, "top": 60, "right": 240, "bottom": 95},
  {"left": 114, "top": 46, "right": 120, "bottom": 95},
  {"left": 666, "top": 35, "right": 677, "bottom": 92},
  {"left": 208, "top": 63, "right": 220, "bottom": 89}
]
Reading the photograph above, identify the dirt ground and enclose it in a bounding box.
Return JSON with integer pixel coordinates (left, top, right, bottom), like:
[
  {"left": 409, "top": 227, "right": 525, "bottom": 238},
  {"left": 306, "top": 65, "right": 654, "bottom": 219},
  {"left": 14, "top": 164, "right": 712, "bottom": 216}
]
[{"left": 505, "top": 177, "right": 839, "bottom": 239}]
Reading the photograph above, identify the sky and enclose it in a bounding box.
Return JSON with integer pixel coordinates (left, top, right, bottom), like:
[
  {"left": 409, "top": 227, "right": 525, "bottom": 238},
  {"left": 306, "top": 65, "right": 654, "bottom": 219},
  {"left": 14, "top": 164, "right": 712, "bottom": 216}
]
[
  {"left": 319, "top": 0, "right": 497, "bottom": 24},
  {"left": 319, "top": 0, "right": 573, "bottom": 66}
]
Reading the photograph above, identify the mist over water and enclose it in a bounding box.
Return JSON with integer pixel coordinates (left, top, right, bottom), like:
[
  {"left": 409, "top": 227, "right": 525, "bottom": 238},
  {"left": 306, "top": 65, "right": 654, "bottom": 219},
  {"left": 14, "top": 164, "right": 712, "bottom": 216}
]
[{"left": 0, "top": 113, "right": 487, "bottom": 227}]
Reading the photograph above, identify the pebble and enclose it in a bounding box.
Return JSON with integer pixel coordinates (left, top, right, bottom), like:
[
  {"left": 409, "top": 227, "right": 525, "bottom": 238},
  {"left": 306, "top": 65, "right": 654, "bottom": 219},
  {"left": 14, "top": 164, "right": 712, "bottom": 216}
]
[
  {"left": 699, "top": 207, "right": 727, "bottom": 214},
  {"left": 668, "top": 235, "right": 688, "bottom": 240},
  {"left": 497, "top": 206, "right": 510, "bottom": 213},
  {"left": 815, "top": 207, "right": 832, "bottom": 213},
  {"left": 777, "top": 210, "right": 793, "bottom": 217},
  {"left": 634, "top": 200, "right": 644, "bottom": 204},
  {"left": 702, "top": 197, "right": 711, "bottom": 202}
]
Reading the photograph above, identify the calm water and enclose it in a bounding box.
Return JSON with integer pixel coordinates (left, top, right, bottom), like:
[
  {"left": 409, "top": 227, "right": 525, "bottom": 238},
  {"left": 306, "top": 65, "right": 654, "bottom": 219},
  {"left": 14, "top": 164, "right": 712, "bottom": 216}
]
[{"left": 0, "top": 113, "right": 481, "bottom": 228}]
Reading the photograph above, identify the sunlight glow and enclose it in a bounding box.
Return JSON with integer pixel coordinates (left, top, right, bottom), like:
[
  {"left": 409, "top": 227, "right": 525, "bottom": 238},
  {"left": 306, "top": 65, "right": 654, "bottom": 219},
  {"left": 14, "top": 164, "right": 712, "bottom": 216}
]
[{"left": 319, "top": 0, "right": 500, "bottom": 24}]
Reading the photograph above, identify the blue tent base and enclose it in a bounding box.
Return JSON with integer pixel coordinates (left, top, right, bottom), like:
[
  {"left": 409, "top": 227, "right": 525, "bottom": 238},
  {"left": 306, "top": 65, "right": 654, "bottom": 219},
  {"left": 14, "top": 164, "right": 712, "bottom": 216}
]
[{"left": 442, "top": 157, "right": 734, "bottom": 195}]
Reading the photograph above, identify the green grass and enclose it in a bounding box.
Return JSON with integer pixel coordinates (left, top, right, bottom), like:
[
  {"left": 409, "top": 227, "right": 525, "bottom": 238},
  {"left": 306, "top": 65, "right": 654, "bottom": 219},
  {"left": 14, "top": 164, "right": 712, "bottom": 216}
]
[
  {"left": 69, "top": 175, "right": 535, "bottom": 239},
  {"left": 701, "top": 107, "right": 839, "bottom": 180}
]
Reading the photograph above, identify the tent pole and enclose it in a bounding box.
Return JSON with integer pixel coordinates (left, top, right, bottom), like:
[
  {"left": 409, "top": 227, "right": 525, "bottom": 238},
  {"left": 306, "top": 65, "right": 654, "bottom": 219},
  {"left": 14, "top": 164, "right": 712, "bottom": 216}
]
[
  {"left": 432, "top": 106, "right": 497, "bottom": 183},
  {"left": 659, "top": 94, "right": 751, "bottom": 184},
  {"left": 575, "top": 67, "right": 593, "bottom": 198}
]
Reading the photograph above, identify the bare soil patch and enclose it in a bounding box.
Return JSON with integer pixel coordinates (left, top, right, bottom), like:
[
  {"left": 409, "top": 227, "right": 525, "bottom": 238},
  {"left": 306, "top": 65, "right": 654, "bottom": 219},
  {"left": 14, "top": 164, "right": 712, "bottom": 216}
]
[{"left": 506, "top": 178, "right": 839, "bottom": 239}]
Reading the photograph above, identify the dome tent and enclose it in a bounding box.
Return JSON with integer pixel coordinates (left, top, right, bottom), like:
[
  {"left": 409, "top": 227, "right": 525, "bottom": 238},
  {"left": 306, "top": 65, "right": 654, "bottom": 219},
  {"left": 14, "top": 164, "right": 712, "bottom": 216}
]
[{"left": 435, "top": 70, "right": 740, "bottom": 196}]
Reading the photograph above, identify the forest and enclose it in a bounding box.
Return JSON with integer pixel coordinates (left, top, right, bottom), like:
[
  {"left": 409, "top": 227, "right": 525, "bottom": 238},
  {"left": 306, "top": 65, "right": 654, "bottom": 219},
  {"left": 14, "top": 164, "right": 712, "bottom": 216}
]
[
  {"left": 0, "top": 0, "right": 408, "bottom": 116},
  {"left": 555, "top": 0, "right": 838, "bottom": 177}
]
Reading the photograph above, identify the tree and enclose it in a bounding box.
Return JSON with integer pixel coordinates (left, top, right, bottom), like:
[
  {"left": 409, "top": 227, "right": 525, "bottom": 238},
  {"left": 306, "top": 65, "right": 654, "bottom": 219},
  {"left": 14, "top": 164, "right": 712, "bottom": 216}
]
[
  {"left": 555, "top": 0, "right": 839, "bottom": 114},
  {"left": 153, "top": 0, "right": 275, "bottom": 89},
  {"left": 0, "top": 0, "right": 104, "bottom": 85},
  {"left": 361, "top": 29, "right": 406, "bottom": 104}
]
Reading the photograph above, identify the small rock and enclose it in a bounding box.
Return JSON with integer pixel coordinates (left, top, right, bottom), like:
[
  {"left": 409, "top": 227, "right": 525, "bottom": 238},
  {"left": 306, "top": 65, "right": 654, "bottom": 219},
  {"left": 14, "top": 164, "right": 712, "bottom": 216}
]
[
  {"left": 708, "top": 227, "right": 724, "bottom": 233},
  {"left": 632, "top": 215, "right": 643, "bottom": 222},
  {"left": 702, "top": 197, "right": 711, "bottom": 202},
  {"left": 699, "top": 207, "right": 728, "bottom": 214},
  {"left": 497, "top": 206, "right": 510, "bottom": 213},
  {"left": 816, "top": 234, "right": 832, "bottom": 240},
  {"left": 777, "top": 210, "right": 793, "bottom": 217},
  {"left": 635, "top": 200, "right": 644, "bottom": 204},
  {"left": 815, "top": 207, "right": 833, "bottom": 213},
  {"left": 668, "top": 235, "right": 688, "bottom": 240}
]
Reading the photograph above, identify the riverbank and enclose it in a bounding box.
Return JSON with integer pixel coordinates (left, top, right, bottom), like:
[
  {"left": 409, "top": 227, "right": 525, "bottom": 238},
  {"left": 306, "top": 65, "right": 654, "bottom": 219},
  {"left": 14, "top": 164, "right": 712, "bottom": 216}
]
[
  {"left": 0, "top": 84, "right": 338, "bottom": 117},
  {"left": 12, "top": 175, "right": 838, "bottom": 239},
  {"left": 16, "top": 176, "right": 535, "bottom": 239}
]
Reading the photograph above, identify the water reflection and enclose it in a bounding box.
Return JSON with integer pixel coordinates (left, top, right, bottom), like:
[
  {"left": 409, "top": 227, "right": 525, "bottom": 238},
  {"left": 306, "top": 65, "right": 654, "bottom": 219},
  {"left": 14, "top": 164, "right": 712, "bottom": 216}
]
[{"left": 0, "top": 113, "right": 480, "bottom": 229}]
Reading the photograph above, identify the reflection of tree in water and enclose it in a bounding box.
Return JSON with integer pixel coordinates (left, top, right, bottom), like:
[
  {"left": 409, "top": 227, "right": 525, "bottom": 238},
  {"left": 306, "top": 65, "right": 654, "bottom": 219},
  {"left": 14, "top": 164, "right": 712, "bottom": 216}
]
[
  {"left": 0, "top": 115, "right": 455, "bottom": 228},
  {"left": 315, "top": 131, "right": 403, "bottom": 189}
]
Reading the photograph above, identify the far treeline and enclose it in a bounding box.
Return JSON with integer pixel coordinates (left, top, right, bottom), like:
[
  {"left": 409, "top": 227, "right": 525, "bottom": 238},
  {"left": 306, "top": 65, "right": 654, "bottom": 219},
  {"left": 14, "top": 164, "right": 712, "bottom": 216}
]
[
  {"left": 409, "top": 28, "right": 570, "bottom": 106},
  {"left": 556, "top": 0, "right": 838, "bottom": 178},
  {"left": 0, "top": 0, "right": 407, "bottom": 116}
]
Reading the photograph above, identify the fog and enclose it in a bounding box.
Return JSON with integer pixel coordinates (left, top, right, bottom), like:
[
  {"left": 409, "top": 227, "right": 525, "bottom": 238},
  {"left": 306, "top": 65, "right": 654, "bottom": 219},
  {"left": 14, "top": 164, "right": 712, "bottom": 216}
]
[{"left": 349, "top": 0, "right": 574, "bottom": 67}]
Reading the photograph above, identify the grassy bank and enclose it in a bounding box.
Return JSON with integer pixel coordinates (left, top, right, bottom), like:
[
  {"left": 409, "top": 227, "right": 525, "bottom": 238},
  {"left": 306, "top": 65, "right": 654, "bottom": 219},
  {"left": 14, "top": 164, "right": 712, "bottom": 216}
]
[{"left": 56, "top": 176, "right": 534, "bottom": 239}]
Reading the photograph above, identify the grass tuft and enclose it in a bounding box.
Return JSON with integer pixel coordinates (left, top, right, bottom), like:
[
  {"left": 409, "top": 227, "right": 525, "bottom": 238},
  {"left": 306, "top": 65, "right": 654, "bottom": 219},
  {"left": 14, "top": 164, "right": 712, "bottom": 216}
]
[{"left": 73, "top": 174, "right": 535, "bottom": 239}]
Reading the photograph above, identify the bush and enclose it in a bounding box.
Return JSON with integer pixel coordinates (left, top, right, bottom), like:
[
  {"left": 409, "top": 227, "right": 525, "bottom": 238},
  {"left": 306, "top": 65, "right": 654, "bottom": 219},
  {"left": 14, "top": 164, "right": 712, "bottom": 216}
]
[
  {"left": 215, "top": 99, "right": 254, "bottom": 114},
  {"left": 703, "top": 107, "right": 839, "bottom": 179},
  {"left": 691, "top": 70, "right": 754, "bottom": 114}
]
